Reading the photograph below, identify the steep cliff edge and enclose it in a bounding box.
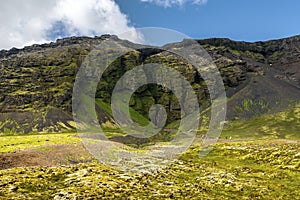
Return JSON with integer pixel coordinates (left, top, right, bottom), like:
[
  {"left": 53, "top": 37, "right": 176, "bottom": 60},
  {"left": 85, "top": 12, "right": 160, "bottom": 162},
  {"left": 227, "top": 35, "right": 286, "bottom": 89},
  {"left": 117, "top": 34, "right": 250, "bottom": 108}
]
[{"left": 0, "top": 35, "right": 299, "bottom": 133}]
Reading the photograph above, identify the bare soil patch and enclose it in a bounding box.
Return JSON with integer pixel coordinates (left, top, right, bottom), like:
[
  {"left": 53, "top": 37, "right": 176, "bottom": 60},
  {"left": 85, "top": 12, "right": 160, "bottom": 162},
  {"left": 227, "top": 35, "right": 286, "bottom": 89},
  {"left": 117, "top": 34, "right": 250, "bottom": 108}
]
[{"left": 0, "top": 143, "right": 93, "bottom": 170}]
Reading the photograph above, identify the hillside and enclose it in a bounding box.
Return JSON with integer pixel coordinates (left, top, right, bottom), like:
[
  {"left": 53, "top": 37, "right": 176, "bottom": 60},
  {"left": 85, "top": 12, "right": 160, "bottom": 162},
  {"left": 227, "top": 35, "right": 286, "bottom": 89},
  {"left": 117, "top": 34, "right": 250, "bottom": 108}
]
[
  {"left": 0, "top": 35, "right": 299, "bottom": 134},
  {"left": 0, "top": 35, "right": 299, "bottom": 199}
]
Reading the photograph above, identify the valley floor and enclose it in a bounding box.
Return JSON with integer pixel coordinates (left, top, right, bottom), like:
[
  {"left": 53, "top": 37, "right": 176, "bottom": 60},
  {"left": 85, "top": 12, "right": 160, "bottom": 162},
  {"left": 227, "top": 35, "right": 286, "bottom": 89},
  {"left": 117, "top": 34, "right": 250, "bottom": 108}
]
[{"left": 0, "top": 134, "right": 299, "bottom": 199}]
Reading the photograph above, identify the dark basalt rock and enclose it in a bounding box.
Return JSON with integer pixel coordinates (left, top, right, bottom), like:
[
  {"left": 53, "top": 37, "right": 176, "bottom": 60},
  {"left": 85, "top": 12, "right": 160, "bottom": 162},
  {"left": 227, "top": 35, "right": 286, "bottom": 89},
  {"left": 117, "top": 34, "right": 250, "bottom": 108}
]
[{"left": 0, "top": 34, "right": 300, "bottom": 133}]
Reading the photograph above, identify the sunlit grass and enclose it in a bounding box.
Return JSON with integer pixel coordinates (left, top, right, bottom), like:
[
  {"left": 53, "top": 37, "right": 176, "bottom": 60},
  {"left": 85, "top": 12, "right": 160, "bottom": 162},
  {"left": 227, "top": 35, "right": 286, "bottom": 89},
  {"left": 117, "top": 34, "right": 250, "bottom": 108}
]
[
  {"left": 221, "top": 103, "right": 300, "bottom": 140},
  {"left": 0, "top": 140, "right": 299, "bottom": 199},
  {"left": 0, "top": 133, "right": 80, "bottom": 153}
]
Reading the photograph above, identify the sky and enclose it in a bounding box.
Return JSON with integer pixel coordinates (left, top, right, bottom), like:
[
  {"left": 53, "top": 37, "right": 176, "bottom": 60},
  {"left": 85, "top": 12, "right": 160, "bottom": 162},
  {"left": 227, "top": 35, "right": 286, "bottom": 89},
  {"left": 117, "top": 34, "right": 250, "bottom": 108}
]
[{"left": 0, "top": 0, "right": 300, "bottom": 50}]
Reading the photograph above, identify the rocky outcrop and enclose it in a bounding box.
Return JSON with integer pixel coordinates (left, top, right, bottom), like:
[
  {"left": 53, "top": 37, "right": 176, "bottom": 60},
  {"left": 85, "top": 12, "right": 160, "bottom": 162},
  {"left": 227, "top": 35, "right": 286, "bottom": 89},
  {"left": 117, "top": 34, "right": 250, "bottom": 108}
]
[{"left": 0, "top": 35, "right": 299, "bottom": 133}]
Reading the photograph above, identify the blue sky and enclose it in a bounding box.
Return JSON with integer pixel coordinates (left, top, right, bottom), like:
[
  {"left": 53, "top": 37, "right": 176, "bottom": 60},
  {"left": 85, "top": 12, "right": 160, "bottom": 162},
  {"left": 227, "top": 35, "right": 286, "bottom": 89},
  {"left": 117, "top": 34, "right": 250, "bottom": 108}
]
[
  {"left": 0, "top": 0, "right": 300, "bottom": 50},
  {"left": 116, "top": 0, "right": 300, "bottom": 42}
]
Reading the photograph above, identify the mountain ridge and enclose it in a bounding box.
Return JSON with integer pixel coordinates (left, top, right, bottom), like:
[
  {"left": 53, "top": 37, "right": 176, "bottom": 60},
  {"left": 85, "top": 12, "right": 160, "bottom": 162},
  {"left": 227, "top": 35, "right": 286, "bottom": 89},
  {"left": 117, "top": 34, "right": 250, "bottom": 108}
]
[{"left": 0, "top": 34, "right": 299, "bottom": 134}]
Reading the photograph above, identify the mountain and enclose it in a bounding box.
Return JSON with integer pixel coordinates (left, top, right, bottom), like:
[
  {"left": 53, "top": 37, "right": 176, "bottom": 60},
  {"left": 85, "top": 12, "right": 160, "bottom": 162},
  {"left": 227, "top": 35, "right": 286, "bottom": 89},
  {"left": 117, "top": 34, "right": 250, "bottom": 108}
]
[{"left": 0, "top": 35, "right": 299, "bottom": 134}]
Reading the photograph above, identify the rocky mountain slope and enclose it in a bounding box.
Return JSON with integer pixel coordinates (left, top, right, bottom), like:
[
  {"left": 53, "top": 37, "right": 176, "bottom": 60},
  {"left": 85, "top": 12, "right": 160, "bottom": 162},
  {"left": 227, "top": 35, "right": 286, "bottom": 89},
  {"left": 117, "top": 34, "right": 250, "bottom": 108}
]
[{"left": 0, "top": 35, "right": 299, "bottom": 133}]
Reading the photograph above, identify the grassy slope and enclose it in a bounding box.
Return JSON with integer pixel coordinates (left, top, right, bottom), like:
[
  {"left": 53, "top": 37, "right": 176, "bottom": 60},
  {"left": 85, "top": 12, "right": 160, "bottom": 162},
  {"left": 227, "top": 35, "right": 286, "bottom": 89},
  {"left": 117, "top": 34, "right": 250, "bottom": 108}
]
[
  {"left": 95, "top": 98, "right": 150, "bottom": 127},
  {"left": 221, "top": 102, "right": 300, "bottom": 140}
]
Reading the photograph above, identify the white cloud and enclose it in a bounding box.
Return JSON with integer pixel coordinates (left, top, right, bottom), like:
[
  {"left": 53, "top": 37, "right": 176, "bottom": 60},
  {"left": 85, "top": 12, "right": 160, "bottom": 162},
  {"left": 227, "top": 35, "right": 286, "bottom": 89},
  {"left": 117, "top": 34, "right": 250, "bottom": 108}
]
[
  {"left": 140, "top": 0, "right": 208, "bottom": 7},
  {"left": 0, "top": 0, "right": 142, "bottom": 50}
]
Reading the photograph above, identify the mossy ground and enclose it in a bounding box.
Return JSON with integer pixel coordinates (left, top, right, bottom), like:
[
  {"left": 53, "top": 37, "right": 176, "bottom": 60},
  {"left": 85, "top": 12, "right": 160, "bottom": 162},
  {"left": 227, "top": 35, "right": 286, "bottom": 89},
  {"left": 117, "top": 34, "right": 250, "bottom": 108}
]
[
  {"left": 0, "top": 133, "right": 80, "bottom": 153},
  {"left": 0, "top": 139, "right": 299, "bottom": 199},
  {"left": 0, "top": 104, "right": 299, "bottom": 199}
]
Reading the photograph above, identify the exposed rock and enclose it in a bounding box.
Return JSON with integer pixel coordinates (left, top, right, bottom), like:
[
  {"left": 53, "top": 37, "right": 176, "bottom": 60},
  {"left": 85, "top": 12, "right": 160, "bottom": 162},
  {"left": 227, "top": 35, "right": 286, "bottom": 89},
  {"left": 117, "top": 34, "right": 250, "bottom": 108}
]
[{"left": 0, "top": 34, "right": 300, "bottom": 133}]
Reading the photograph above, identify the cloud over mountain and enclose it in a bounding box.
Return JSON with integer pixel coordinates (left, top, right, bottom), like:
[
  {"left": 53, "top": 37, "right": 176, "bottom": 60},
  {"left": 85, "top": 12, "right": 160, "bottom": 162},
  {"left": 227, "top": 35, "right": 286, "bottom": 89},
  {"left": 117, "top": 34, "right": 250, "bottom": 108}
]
[{"left": 0, "top": 0, "right": 141, "bottom": 50}]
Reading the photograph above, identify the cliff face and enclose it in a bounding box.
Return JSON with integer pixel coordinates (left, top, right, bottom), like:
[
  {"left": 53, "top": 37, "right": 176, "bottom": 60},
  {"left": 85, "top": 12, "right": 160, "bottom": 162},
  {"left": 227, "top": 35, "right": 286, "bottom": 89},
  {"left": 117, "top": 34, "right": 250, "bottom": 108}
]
[
  {"left": 0, "top": 35, "right": 299, "bottom": 133},
  {"left": 197, "top": 36, "right": 300, "bottom": 119},
  {"left": 199, "top": 36, "right": 300, "bottom": 85}
]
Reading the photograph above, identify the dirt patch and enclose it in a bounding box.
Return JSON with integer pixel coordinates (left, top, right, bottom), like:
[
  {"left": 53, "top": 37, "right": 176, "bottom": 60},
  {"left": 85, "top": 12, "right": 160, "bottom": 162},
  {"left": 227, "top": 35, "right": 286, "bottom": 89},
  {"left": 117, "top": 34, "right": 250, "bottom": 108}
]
[{"left": 0, "top": 143, "right": 94, "bottom": 170}]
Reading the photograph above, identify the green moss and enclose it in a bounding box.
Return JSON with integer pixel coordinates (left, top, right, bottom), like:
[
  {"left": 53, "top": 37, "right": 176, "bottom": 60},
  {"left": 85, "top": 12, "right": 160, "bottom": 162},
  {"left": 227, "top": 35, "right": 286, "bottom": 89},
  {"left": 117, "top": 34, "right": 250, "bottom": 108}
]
[
  {"left": 0, "top": 133, "right": 80, "bottom": 153},
  {"left": 95, "top": 98, "right": 150, "bottom": 126},
  {"left": 234, "top": 98, "right": 269, "bottom": 116},
  {"left": 223, "top": 102, "right": 300, "bottom": 140},
  {"left": 243, "top": 50, "right": 264, "bottom": 60},
  {"left": 229, "top": 49, "right": 241, "bottom": 56},
  {"left": 0, "top": 140, "right": 299, "bottom": 199}
]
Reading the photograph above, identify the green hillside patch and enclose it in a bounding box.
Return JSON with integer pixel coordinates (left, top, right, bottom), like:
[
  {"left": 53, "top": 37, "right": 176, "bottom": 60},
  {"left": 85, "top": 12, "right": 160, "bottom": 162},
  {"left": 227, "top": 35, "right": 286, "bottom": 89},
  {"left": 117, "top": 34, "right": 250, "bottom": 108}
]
[
  {"left": 0, "top": 133, "right": 80, "bottom": 153},
  {"left": 94, "top": 98, "right": 154, "bottom": 140},
  {"left": 95, "top": 98, "right": 151, "bottom": 127},
  {"left": 222, "top": 103, "right": 300, "bottom": 139}
]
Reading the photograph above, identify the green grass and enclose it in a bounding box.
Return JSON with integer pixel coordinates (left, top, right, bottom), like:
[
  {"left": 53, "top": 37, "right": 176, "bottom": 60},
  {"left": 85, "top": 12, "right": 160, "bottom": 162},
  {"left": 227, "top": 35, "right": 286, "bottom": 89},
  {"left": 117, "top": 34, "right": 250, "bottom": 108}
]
[
  {"left": 0, "top": 140, "right": 299, "bottom": 199},
  {"left": 0, "top": 99, "right": 299, "bottom": 198},
  {"left": 234, "top": 98, "right": 269, "bottom": 114},
  {"left": 93, "top": 98, "right": 152, "bottom": 138},
  {"left": 184, "top": 141, "right": 300, "bottom": 198},
  {"left": 95, "top": 98, "right": 151, "bottom": 126},
  {"left": 0, "top": 133, "right": 80, "bottom": 153},
  {"left": 221, "top": 103, "right": 300, "bottom": 140}
]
